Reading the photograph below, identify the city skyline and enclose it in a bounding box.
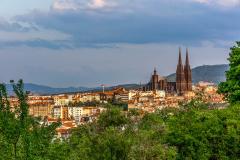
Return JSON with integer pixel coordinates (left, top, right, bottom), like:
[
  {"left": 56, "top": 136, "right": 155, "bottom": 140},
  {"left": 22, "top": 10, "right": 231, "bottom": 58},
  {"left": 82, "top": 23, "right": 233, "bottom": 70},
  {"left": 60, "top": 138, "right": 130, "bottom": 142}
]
[{"left": 0, "top": 0, "right": 238, "bottom": 87}]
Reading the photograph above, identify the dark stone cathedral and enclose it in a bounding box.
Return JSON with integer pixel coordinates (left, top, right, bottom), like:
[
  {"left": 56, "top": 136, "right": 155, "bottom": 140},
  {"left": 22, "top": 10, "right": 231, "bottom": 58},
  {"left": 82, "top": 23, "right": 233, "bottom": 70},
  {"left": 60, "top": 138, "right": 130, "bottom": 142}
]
[{"left": 143, "top": 48, "right": 192, "bottom": 95}]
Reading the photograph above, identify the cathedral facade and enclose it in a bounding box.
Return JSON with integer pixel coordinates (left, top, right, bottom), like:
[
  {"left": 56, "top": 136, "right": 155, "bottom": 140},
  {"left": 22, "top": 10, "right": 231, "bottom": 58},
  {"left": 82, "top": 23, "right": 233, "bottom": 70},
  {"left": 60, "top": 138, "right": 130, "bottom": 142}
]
[{"left": 143, "top": 48, "right": 192, "bottom": 95}]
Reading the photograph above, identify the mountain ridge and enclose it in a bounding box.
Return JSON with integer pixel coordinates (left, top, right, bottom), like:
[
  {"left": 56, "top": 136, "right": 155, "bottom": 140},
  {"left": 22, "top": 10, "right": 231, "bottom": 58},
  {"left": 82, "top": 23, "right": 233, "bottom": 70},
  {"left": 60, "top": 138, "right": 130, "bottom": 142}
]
[
  {"left": 166, "top": 64, "right": 229, "bottom": 84},
  {"left": 5, "top": 64, "right": 229, "bottom": 95}
]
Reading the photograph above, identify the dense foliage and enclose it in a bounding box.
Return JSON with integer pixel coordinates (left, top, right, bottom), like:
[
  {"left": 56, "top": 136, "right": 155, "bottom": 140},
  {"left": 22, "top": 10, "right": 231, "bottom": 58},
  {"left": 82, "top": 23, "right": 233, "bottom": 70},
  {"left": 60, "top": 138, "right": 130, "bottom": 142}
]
[
  {"left": 218, "top": 41, "right": 240, "bottom": 104},
  {"left": 0, "top": 81, "right": 240, "bottom": 159},
  {"left": 52, "top": 102, "right": 240, "bottom": 160},
  {"left": 0, "top": 80, "right": 59, "bottom": 160}
]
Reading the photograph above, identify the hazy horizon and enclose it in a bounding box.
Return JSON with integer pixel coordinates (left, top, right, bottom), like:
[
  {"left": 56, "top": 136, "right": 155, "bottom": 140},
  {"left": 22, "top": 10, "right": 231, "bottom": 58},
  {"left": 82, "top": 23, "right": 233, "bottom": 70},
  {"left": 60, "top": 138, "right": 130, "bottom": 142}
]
[{"left": 4, "top": 63, "right": 228, "bottom": 88}]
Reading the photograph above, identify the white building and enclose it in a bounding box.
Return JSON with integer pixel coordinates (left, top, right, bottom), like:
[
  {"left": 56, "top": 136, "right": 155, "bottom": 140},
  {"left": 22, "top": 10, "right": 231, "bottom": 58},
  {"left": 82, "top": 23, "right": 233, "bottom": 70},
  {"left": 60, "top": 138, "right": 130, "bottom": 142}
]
[
  {"left": 53, "top": 94, "right": 73, "bottom": 106},
  {"left": 52, "top": 106, "right": 61, "bottom": 118},
  {"left": 115, "top": 92, "right": 130, "bottom": 102},
  {"left": 68, "top": 106, "right": 83, "bottom": 123},
  {"left": 138, "top": 90, "right": 165, "bottom": 98},
  {"left": 155, "top": 90, "right": 166, "bottom": 98},
  {"left": 129, "top": 90, "right": 138, "bottom": 100},
  {"left": 77, "top": 93, "right": 100, "bottom": 103},
  {"left": 68, "top": 106, "right": 106, "bottom": 124}
]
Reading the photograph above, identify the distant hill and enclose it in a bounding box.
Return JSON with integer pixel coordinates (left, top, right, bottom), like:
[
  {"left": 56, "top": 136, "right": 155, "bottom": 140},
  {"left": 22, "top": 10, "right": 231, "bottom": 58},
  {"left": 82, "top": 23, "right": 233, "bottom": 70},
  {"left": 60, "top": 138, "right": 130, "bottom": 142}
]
[
  {"left": 6, "top": 83, "right": 92, "bottom": 95},
  {"left": 167, "top": 64, "right": 229, "bottom": 84},
  {"left": 5, "top": 64, "right": 229, "bottom": 95},
  {"left": 6, "top": 83, "right": 141, "bottom": 95}
]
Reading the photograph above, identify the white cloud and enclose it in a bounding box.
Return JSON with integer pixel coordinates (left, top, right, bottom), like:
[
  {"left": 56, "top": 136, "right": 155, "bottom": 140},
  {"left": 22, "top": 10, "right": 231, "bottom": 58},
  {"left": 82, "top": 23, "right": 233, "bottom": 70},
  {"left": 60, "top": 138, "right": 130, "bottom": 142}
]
[
  {"left": 193, "top": 0, "right": 209, "bottom": 4},
  {"left": 51, "top": 0, "right": 240, "bottom": 13},
  {"left": 52, "top": 0, "right": 117, "bottom": 11},
  {"left": 191, "top": 0, "right": 240, "bottom": 7},
  {"left": 52, "top": 0, "right": 79, "bottom": 10},
  {"left": 218, "top": 0, "right": 240, "bottom": 7},
  {"left": 90, "top": 0, "right": 106, "bottom": 8}
]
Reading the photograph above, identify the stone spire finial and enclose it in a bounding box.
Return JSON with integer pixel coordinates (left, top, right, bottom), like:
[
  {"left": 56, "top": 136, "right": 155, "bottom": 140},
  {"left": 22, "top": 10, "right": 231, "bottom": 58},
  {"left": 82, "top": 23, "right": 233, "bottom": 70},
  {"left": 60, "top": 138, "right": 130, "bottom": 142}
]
[
  {"left": 185, "top": 48, "right": 190, "bottom": 66},
  {"left": 178, "top": 47, "right": 183, "bottom": 65},
  {"left": 154, "top": 67, "right": 157, "bottom": 75}
]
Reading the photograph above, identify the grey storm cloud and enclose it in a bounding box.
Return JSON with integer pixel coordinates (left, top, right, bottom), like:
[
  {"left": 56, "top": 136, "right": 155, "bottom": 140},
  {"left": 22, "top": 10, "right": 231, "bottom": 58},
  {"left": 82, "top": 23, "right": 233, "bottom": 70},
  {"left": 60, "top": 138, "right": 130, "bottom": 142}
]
[
  {"left": 0, "top": 0, "right": 234, "bottom": 87},
  {"left": 0, "top": 39, "right": 71, "bottom": 49},
  {"left": 9, "top": 0, "right": 240, "bottom": 49},
  {"left": 0, "top": 18, "right": 37, "bottom": 32}
]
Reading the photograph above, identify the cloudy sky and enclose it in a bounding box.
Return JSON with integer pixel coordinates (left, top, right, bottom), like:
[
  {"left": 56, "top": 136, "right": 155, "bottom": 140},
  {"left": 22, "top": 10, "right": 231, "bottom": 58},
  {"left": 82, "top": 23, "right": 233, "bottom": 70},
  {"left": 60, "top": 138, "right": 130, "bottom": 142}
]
[{"left": 0, "top": 0, "right": 239, "bottom": 87}]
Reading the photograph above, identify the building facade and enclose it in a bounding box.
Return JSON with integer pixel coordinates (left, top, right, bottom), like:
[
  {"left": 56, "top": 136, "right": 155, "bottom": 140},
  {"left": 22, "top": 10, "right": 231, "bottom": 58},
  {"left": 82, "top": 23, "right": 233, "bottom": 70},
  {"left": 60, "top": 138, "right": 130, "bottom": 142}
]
[
  {"left": 143, "top": 48, "right": 192, "bottom": 95},
  {"left": 143, "top": 68, "right": 167, "bottom": 91}
]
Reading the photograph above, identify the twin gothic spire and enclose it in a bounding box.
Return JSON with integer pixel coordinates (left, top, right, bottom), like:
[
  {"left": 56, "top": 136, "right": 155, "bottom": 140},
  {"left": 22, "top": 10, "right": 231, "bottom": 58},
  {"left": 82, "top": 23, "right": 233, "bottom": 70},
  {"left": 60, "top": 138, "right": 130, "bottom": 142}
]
[{"left": 176, "top": 47, "right": 192, "bottom": 95}]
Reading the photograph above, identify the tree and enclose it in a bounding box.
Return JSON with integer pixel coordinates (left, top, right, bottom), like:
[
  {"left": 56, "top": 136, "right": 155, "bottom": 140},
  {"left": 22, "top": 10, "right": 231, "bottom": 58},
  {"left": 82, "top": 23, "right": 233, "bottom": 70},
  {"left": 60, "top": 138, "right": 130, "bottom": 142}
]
[
  {"left": 66, "top": 105, "right": 132, "bottom": 160},
  {"left": 218, "top": 41, "right": 240, "bottom": 104},
  {"left": 97, "top": 104, "right": 129, "bottom": 129},
  {"left": 0, "top": 80, "right": 59, "bottom": 159},
  {"left": 130, "top": 113, "right": 177, "bottom": 160},
  {"left": 166, "top": 104, "right": 240, "bottom": 160}
]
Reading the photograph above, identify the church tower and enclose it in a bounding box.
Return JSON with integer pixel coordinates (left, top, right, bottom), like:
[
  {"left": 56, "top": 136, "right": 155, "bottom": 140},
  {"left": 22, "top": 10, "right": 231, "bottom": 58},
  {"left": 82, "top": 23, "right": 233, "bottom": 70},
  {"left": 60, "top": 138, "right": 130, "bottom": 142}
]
[
  {"left": 184, "top": 48, "right": 192, "bottom": 91},
  {"left": 176, "top": 48, "right": 186, "bottom": 95},
  {"left": 152, "top": 67, "right": 159, "bottom": 90}
]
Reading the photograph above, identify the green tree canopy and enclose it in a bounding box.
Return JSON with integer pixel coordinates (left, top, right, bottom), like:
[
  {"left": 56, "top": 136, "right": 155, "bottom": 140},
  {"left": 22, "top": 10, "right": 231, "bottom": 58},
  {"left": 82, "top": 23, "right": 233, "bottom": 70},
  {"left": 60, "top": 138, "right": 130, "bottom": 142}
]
[
  {"left": 0, "top": 80, "right": 59, "bottom": 159},
  {"left": 218, "top": 41, "right": 240, "bottom": 104}
]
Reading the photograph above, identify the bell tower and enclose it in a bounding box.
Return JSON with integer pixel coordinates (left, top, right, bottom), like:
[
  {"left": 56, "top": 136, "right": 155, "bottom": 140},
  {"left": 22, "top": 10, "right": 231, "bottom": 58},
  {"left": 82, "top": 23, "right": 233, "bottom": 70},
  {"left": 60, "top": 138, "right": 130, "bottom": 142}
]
[{"left": 152, "top": 67, "right": 159, "bottom": 90}]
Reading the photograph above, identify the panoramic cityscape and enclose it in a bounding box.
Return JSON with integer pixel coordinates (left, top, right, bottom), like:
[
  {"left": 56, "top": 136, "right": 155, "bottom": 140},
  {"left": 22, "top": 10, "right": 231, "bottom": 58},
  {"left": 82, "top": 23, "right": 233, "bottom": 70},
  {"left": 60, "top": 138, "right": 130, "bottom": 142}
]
[
  {"left": 0, "top": 0, "right": 240, "bottom": 160},
  {"left": 8, "top": 47, "right": 225, "bottom": 139}
]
